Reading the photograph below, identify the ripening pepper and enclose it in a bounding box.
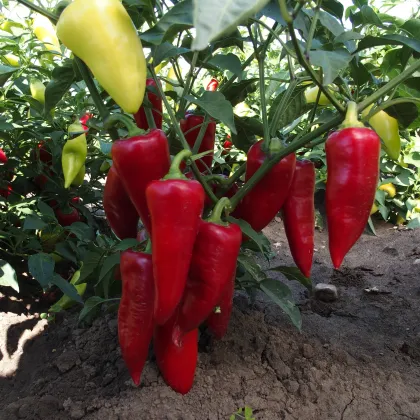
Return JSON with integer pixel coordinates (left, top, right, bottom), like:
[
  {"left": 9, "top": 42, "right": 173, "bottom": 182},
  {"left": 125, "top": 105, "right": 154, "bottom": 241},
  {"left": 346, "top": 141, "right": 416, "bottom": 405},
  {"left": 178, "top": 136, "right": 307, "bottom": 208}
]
[
  {"left": 111, "top": 121, "right": 171, "bottom": 233},
  {"left": 379, "top": 182, "right": 396, "bottom": 198},
  {"left": 134, "top": 78, "right": 163, "bottom": 130},
  {"left": 56, "top": 0, "right": 147, "bottom": 113},
  {"left": 0, "top": 148, "right": 7, "bottom": 164},
  {"left": 103, "top": 165, "right": 139, "bottom": 239},
  {"left": 80, "top": 113, "right": 94, "bottom": 131},
  {"left": 62, "top": 133, "right": 87, "bottom": 189},
  {"left": 4, "top": 53, "right": 20, "bottom": 67},
  {"left": 33, "top": 14, "right": 61, "bottom": 52},
  {"left": 362, "top": 104, "right": 400, "bottom": 161},
  {"left": 180, "top": 113, "right": 216, "bottom": 173},
  {"left": 146, "top": 150, "right": 205, "bottom": 325},
  {"left": 118, "top": 250, "right": 154, "bottom": 386},
  {"left": 282, "top": 160, "right": 315, "bottom": 278},
  {"left": 233, "top": 139, "right": 296, "bottom": 233},
  {"left": 206, "top": 78, "right": 219, "bottom": 91},
  {"left": 30, "top": 78, "right": 46, "bottom": 104},
  {"left": 154, "top": 308, "right": 198, "bottom": 394},
  {"left": 207, "top": 274, "right": 235, "bottom": 339},
  {"left": 326, "top": 102, "right": 380, "bottom": 269},
  {"left": 55, "top": 206, "right": 81, "bottom": 226},
  {"left": 178, "top": 198, "right": 242, "bottom": 333}
]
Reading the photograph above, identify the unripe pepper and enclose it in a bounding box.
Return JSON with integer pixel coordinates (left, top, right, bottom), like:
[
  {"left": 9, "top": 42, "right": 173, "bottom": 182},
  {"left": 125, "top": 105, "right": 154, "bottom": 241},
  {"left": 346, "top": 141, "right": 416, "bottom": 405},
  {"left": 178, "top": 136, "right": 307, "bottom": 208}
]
[
  {"left": 233, "top": 139, "right": 296, "bottom": 233},
  {"left": 56, "top": 0, "right": 147, "bottom": 113},
  {"left": 154, "top": 308, "right": 198, "bottom": 394},
  {"left": 282, "top": 160, "right": 315, "bottom": 278},
  {"left": 326, "top": 102, "right": 380, "bottom": 269},
  {"left": 62, "top": 133, "right": 87, "bottom": 188},
  {"left": 0, "top": 148, "right": 7, "bottom": 164},
  {"left": 134, "top": 78, "right": 163, "bottom": 130},
  {"left": 178, "top": 198, "right": 241, "bottom": 333},
  {"left": 146, "top": 150, "right": 205, "bottom": 325},
  {"left": 4, "top": 53, "right": 20, "bottom": 67},
  {"left": 33, "top": 13, "right": 61, "bottom": 52},
  {"left": 180, "top": 113, "right": 216, "bottom": 173},
  {"left": 206, "top": 78, "right": 219, "bottom": 91},
  {"left": 103, "top": 165, "right": 139, "bottom": 239},
  {"left": 207, "top": 274, "right": 235, "bottom": 339},
  {"left": 118, "top": 250, "right": 154, "bottom": 386},
  {"left": 362, "top": 104, "right": 400, "bottom": 161},
  {"left": 304, "top": 86, "right": 330, "bottom": 106},
  {"left": 110, "top": 116, "right": 171, "bottom": 233},
  {"left": 30, "top": 78, "right": 46, "bottom": 104},
  {"left": 71, "top": 165, "right": 85, "bottom": 187}
]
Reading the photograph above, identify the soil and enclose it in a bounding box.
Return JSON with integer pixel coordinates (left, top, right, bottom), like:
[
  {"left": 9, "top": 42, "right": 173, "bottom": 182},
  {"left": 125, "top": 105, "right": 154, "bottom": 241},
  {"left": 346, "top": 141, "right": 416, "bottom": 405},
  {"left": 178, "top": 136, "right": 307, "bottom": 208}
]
[{"left": 1, "top": 220, "right": 420, "bottom": 420}]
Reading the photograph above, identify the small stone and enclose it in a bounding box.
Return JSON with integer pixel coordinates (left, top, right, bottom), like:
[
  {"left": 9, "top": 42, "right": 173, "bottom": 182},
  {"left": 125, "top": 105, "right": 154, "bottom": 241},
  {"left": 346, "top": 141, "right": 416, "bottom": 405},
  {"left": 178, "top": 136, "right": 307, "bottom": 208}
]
[
  {"left": 302, "top": 343, "right": 314, "bottom": 359},
  {"left": 314, "top": 283, "right": 338, "bottom": 302},
  {"left": 55, "top": 350, "right": 80, "bottom": 373},
  {"left": 414, "top": 259, "right": 420, "bottom": 265},
  {"left": 284, "top": 380, "right": 299, "bottom": 394}
]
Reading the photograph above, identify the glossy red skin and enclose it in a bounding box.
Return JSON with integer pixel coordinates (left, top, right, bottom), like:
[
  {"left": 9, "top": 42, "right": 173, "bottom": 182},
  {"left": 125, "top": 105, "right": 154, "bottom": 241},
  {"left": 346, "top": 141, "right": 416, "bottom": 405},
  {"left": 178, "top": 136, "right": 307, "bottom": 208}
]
[
  {"left": 133, "top": 78, "right": 163, "bottom": 130},
  {"left": 103, "top": 166, "right": 139, "bottom": 239},
  {"left": 38, "top": 142, "right": 52, "bottom": 164},
  {"left": 180, "top": 114, "right": 216, "bottom": 173},
  {"left": 55, "top": 207, "right": 81, "bottom": 226},
  {"left": 206, "top": 274, "right": 235, "bottom": 339},
  {"left": 118, "top": 250, "right": 154, "bottom": 386},
  {"left": 326, "top": 127, "right": 380, "bottom": 269},
  {"left": 112, "top": 129, "right": 170, "bottom": 234},
  {"left": 283, "top": 160, "right": 315, "bottom": 278},
  {"left": 70, "top": 196, "right": 80, "bottom": 206},
  {"left": 146, "top": 178, "right": 205, "bottom": 325},
  {"left": 154, "top": 309, "right": 198, "bottom": 394},
  {"left": 206, "top": 79, "right": 219, "bottom": 92},
  {"left": 178, "top": 219, "right": 241, "bottom": 333},
  {"left": 0, "top": 184, "right": 12, "bottom": 198},
  {"left": 233, "top": 140, "right": 296, "bottom": 232},
  {"left": 80, "top": 113, "right": 94, "bottom": 131},
  {"left": 0, "top": 148, "right": 7, "bottom": 164}
]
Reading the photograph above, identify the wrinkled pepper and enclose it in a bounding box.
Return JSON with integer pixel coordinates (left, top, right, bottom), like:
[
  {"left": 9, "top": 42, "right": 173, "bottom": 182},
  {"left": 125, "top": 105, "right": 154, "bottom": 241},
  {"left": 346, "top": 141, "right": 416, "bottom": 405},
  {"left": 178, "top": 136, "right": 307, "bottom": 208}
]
[
  {"left": 179, "top": 198, "right": 241, "bottom": 333},
  {"left": 146, "top": 150, "right": 205, "bottom": 325},
  {"left": 33, "top": 14, "right": 61, "bottom": 52},
  {"left": 134, "top": 78, "right": 163, "bottom": 130},
  {"left": 103, "top": 165, "right": 139, "bottom": 239},
  {"left": 111, "top": 117, "right": 171, "bottom": 233},
  {"left": 30, "top": 78, "right": 46, "bottom": 105},
  {"left": 0, "top": 148, "right": 7, "bottom": 164},
  {"left": 49, "top": 270, "right": 86, "bottom": 313},
  {"left": 56, "top": 0, "right": 147, "bottom": 113},
  {"left": 180, "top": 113, "right": 216, "bottom": 173},
  {"left": 362, "top": 104, "right": 401, "bottom": 161},
  {"left": 326, "top": 102, "right": 380, "bottom": 269},
  {"left": 154, "top": 308, "right": 198, "bottom": 394},
  {"left": 118, "top": 250, "right": 154, "bottom": 386},
  {"left": 233, "top": 139, "right": 296, "bottom": 233},
  {"left": 282, "top": 160, "right": 315, "bottom": 278},
  {"left": 62, "top": 133, "right": 87, "bottom": 189}
]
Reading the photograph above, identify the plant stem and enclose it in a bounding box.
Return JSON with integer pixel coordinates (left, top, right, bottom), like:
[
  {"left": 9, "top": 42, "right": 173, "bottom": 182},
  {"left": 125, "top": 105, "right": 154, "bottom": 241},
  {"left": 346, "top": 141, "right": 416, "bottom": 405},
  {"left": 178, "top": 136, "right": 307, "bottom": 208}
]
[
  {"left": 15, "top": 0, "right": 58, "bottom": 23},
  {"left": 104, "top": 113, "right": 143, "bottom": 137},
  {"left": 362, "top": 97, "right": 420, "bottom": 121},
  {"left": 207, "top": 197, "right": 231, "bottom": 224},
  {"left": 305, "top": 0, "right": 322, "bottom": 57},
  {"left": 192, "top": 114, "right": 210, "bottom": 155},
  {"left": 143, "top": 106, "right": 157, "bottom": 130},
  {"left": 179, "top": 51, "right": 199, "bottom": 115}
]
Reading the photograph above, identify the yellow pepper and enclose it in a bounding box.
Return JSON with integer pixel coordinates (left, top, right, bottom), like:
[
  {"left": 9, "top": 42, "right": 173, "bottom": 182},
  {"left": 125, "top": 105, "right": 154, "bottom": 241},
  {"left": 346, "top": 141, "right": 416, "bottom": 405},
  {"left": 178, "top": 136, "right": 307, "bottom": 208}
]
[
  {"left": 362, "top": 104, "right": 401, "bottom": 161},
  {"left": 396, "top": 214, "right": 405, "bottom": 225},
  {"left": 304, "top": 86, "right": 331, "bottom": 106},
  {"left": 30, "top": 78, "right": 46, "bottom": 104},
  {"left": 71, "top": 165, "right": 85, "bottom": 186},
  {"left": 370, "top": 203, "right": 379, "bottom": 215},
  {"left": 379, "top": 183, "right": 396, "bottom": 198},
  {"left": 33, "top": 14, "right": 61, "bottom": 52},
  {"left": 56, "top": 0, "right": 147, "bottom": 114},
  {"left": 0, "top": 20, "right": 21, "bottom": 34},
  {"left": 62, "top": 133, "right": 87, "bottom": 189},
  {"left": 4, "top": 53, "right": 20, "bottom": 67}
]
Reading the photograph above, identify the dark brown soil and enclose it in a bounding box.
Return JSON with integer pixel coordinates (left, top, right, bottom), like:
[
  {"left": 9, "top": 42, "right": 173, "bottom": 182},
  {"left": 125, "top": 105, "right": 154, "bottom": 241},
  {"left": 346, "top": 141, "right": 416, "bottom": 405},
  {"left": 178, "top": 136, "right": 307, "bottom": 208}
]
[{"left": 1, "top": 221, "right": 420, "bottom": 420}]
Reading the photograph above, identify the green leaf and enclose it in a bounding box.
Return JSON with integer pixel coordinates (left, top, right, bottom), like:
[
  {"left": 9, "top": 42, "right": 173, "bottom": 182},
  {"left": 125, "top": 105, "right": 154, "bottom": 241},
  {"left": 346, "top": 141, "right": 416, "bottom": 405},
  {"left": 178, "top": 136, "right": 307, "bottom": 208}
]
[
  {"left": 153, "top": 42, "right": 189, "bottom": 66},
  {"left": 0, "top": 64, "right": 18, "bottom": 86},
  {"left": 23, "top": 214, "right": 47, "bottom": 230},
  {"left": 401, "top": 19, "right": 420, "bottom": 39},
  {"left": 367, "top": 216, "right": 377, "bottom": 235},
  {"left": 38, "top": 200, "right": 56, "bottom": 220},
  {"left": 114, "top": 238, "right": 140, "bottom": 251},
  {"left": 208, "top": 53, "right": 243, "bottom": 77},
  {"left": 228, "top": 216, "right": 268, "bottom": 256},
  {"left": 54, "top": 242, "right": 78, "bottom": 264},
  {"left": 321, "top": 0, "right": 344, "bottom": 21},
  {"left": 385, "top": 102, "right": 419, "bottom": 129},
  {"left": 184, "top": 91, "right": 236, "bottom": 134},
  {"left": 334, "top": 31, "right": 364, "bottom": 44},
  {"left": 350, "top": 5, "right": 384, "bottom": 28},
  {"left": 78, "top": 296, "right": 105, "bottom": 323},
  {"left": 267, "top": 265, "right": 312, "bottom": 290},
  {"left": 66, "top": 222, "right": 95, "bottom": 241},
  {"left": 350, "top": 58, "right": 372, "bottom": 86},
  {"left": 78, "top": 250, "right": 103, "bottom": 283},
  {"left": 303, "top": 8, "right": 343, "bottom": 37},
  {"left": 232, "top": 116, "right": 262, "bottom": 152},
  {"left": 356, "top": 35, "right": 420, "bottom": 54},
  {"left": 44, "top": 60, "right": 75, "bottom": 114},
  {"left": 28, "top": 253, "right": 55, "bottom": 288},
  {"left": 407, "top": 216, "right": 420, "bottom": 229},
  {"left": 51, "top": 273, "right": 83, "bottom": 304},
  {"left": 260, "top": 278, "right": 302, "bottom": 330},
  {"left": 0, "top": 260, "right": 19, "bottom": 292},
  {"left": 237, "top": 254, "right": 266, "bottom": 283},
  {"left": 223, "top": 79, "right": 258, "bottom": 107},
  {"left": 98, "top": 252, "right": 121, "bottom": 283},
  {"left": 192, "top": 0, "right": 269, "bottom": 51},
  {"left": 99, "top": 139, "right": 112, "bottom": 157},
  {"left": 309, "top": 49, "right": 352, "bottom": 85}
]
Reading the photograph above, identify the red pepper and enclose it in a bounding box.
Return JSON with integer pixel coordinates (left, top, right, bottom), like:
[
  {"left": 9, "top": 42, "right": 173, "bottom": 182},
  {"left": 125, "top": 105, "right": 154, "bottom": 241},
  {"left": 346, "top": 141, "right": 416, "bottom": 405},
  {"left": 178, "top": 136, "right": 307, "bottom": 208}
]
[
  {"left": 55, "top": 206, "right": 80, "bottom": 226},
  {"left": 282, "top": 160, "right": 315, "bottom": 278},
  {"left": 33, "top": 141, "right": 52, "bottom": 164},
  {"left": 79, "top": 113, "right": 94, "bottom": 131},
  {"left": 154, "top": 308, "right": 198, "bottom": 394},
  {"left": 146, "top": 150, "right": 205, "bottom": 325},
  {"left": 70, "top": 196, "right": 80, "bottom": 206},
  {"left": 103, "top": 166, "right": 139, "bottom": 239},
  {"left": 112, "top": 127, "right": 170, "bottom": 234},
  {"left": 0, "top": 184, "right": 12, "bottom": 199},
  {"left": 326, "top": 102, "right": 380, "bottom": 269},
  {"left": 133, "top": 78, "right": 163, "bottom": 130},
  {"left": 206, "top": 78, "right": 219, "bottom": 92},
  {"left": 180, "top": 113, "right": 216, "bottom": 173},
  {"left": 233, "top": 139, "right": 296, "bottom": 232},
  {"left": 118, "top": 250, "right": 154, "bottom": 386},
  {"left": 0, "top": 148, "right": 7, "bottom": 164},
  {"left": 206, "top": 274, "right": 235, "bottom": 339},
  {"left": 178, "top": 198, "right": 241, "bottom": 333}
]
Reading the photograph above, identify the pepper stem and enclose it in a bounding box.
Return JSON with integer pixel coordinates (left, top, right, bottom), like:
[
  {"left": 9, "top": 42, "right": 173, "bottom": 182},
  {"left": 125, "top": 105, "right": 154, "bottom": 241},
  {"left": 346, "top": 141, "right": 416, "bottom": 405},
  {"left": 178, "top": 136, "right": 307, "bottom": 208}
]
[
  {"left": 341, "top": 101, "right": 365, "bottom": 129},
  {"left": 144, "top": 239, "right": 152, "bottom": 254},
  {"left": 206, "top": 197, "right": 231, "bottom": 225},
  {"left": 163, "top": 149, "right": 192, "bottom": 180},
  {"left": 104, "top": 114, "right": 145, "bottom": 138}
]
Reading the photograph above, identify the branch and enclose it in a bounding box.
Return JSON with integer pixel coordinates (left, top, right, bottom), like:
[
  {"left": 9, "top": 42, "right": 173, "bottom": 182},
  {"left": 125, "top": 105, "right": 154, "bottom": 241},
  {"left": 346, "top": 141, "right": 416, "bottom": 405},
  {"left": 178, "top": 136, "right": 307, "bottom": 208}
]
[{"left": 15, "top": 0, "right": 58, "bottom": 23}]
